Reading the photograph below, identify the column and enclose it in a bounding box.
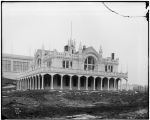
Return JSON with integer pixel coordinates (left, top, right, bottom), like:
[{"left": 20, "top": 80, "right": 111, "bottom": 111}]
[
  {"left": 20, "top": 80, "right": 21, "bottom": 90},
  {"left": 33, "top": 76, "right": 35, "bottom": 90},
  {"left": 69, "top": 75, "right": 72, "bottom": 90},
  {"left": 93, "top": 77, "right": 96, "bottom": 91},
  {"left": 86, "top": 76, "right": 88, "bottom": 90},
  {"left": 120, "top": 79, "right": 122, "bottom": 91},
  {"left": 51, "top": 74, "right": 54, "bottom": 90},
  {"left": 126, "top": 80, "right": 128, "bottom": 90},
  {"left": 30, "top": 77, "right": 32, "bottom": 90},
  {"left": 60, "top": 75, "right": 63, "bottom": 90},
  {"left": 31, "top": 77, "right": 33, "bottom": 90},
  {"left": 24, "top": 78, "right": 26, "bottom": 90},
  {"left": 114, "top": 79, "right": 116, "bottom": 90},
  {"left": 38, "top": 75, "right": 41, "bottom": 90},
  {"left": 78, "top": 76, "right": 80, "bottom": 90},
  {"left": 16, "top": 81, "right": 18, "bottom": 90},
  {"left": 24, "top": 78, "right": 27, "bottom": 90},
  {"left": 41, "top": 74, "right": 44, "bottom": 89},
  {"left": 101, "top": 77, "right": 103, "bottom": 90},
  {"left": 35, "top": 76, "right": 37, "bottom": 90},
  {"left": 108, "top": 78, "right": 109, "bottom": 91},
  {"left": 28, "top": 78, "right": 29, "bottom": 89}
]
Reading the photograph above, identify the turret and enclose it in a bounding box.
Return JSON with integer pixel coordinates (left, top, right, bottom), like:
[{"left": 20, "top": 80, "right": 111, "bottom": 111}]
[{"left": 99, "top": 45, "right": 103, "bottom": 57}]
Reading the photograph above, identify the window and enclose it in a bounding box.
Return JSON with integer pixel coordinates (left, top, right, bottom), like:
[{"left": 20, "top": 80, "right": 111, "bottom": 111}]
[
  {"left": 105, "top": 65, "right": 107, "bottom": 72},
  {"left": 111, "top": 66, "right": 113, "bottom": 72},
  {"left": 66, "top": 61, "right": 69, "bottom": 68},
  {"left": 47, "top": 61, "right": 51, "bottom": 67},
  {"left": 62, "top": 61, "right": 65, "bottom": 68},
  {"left": 37, "top": 58, "right": 41, "bottom": 66},
  {"left": 2, "top": 60, "right": 11, "bottom": 72},
  {"left": 62, "top": 60, "right": 72, "bottom": 68},
  {"left": 84, "top": 56, "right": 95, "bottom": 71},
  {"left": 70, "top": 61, "right": 72, "bottom": 67}
]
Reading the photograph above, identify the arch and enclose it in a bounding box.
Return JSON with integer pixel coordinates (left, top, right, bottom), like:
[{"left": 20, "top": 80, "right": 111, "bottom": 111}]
[
  {"left": 88, "top": 76, "right": 94, "bottom": 90},
  {"left": 39, "top": 74, "right": 42, "bottom": 89},
  {"left": 109, "top": 78, "right": 115, "bottom": 90},
  {"left": 37, "top": 58, "right": 41, "bottom": 66},
  {"left": 44, "top": 74, "right": 51, "bottom": 89},
  {"left": 63, "top": 75, "right": 70, "bottom": 90},
  {"left": 84, "top": 56, "right": 96, "bottom": 71},
  {"left": 72, "top": 75, "right": 78, "bottom": 90},
  {"left": 53, "top": 74, "right": 61, "bottom": 89},
  {"left": 116, "top": 78, "right": 121, "bottom": 90},
  {"left": 102, "top": 77, "right": 108, "bottom": 90},
  {"left": 35, "top": 75, "right": 39, "bottom": 90},
  {"left": 80, "top": 76, "right": 86, "bottom": 90},
  {"left": 95, "top": 77, "right": 101, "bottom": 90}
]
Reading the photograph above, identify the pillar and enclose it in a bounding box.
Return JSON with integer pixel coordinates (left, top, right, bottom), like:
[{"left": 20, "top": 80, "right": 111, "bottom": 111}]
[
  {"left": 35, "top": 76, "right": 37, "bottom": 90},
  {"left": 114, "top": 79, "right": 116, "bottom": 90},
  {"left": 78, "top": 76, "right": 80, "bottom": 90},
  {"left": 86, "top": 76, "right": 88, "bottom": 90},
  {"left": 93, "top": 77, "right": 96, "bottom": 91},
  {"left": 51, "top": 74, "right": 54, "bottom": 90},
  {"left": 120, "top": 79, "right": 122, "bottom": 91},
  {"left": 41, "top": 74, "right": 44, "bottom": 89},
  {"left": 126, "top": 80, "right": 128, "bottom": 90},
  {"left": 30, "top": 77, "right": 32, "bottom": 90},
  {"left": 108, "top": 78, "right": 109, "bottom": 91},
  {"left": 101, "top": 77, "right": 103, "bottom": 90},
  {"left": 38, "top": 75, "right": 41, "bottom": 89},
  {"left": 28, "top": 78, "right": 29, "bottom": 89},
  {"left": 70, "top": 76, "right": 72, "bottom": 90},
  {"left": 60, "top": 75, "right": 63, "bottom": 90}
]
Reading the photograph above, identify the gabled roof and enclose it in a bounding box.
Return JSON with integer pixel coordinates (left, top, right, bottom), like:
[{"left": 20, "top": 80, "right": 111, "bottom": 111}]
[{"left": 82, "top": 46, "right": 99, "bottom": 56}]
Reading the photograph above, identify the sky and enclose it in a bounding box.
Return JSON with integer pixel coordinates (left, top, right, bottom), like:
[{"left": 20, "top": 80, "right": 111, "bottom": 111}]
[{"left": 2, "top": 2, "right": 148, "bottom": 85}]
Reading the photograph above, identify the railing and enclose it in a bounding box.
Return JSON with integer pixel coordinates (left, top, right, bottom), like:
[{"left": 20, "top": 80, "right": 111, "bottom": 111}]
[{"left": 18, "top": 66, "right": 128, "bottom": 79}]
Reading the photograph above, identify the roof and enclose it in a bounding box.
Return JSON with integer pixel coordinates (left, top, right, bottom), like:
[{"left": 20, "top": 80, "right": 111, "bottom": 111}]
[{"left": 2, "top": 53, "right": 33, "bottom": 60}]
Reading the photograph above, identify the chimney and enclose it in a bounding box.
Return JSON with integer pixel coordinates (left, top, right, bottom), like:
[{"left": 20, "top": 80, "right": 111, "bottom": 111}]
[
  {"left": 111, "top": 53, "right": 115, "bottom": 60},
  {"left": 83, "top": 45, "right": 86, "bottom": 50}
]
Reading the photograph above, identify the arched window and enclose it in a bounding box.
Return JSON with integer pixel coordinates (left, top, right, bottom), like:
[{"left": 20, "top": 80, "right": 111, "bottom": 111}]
[
  {"left": 37, "top": 58, "right": 41, "bottom": 66},
  {"left": 84, "top": 56, "right": 95, "bottom": 71}
]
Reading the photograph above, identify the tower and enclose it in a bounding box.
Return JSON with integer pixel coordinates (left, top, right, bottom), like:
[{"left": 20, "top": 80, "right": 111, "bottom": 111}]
[{"left": 64, "top": 21, "right": 76, "bottom": 54}]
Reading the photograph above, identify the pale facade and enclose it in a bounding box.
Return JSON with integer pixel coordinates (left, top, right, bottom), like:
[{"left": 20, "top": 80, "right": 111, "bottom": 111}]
[
  {"left": 17, "top": 39, "right": 128, "bottom": 91},
  {"left": 2, "top": 54, "right": 33, "bottom": 79}
]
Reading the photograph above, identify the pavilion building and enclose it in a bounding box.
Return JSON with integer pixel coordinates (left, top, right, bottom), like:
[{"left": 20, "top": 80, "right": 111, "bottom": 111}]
[{"left": 16, "top": 39, "right": 128, "bottom": 91}]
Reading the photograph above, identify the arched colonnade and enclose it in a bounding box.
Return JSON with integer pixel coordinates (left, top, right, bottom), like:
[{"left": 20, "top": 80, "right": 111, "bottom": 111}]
[{"left": 17, "top": 73, "right": 125, "bottom": 91}]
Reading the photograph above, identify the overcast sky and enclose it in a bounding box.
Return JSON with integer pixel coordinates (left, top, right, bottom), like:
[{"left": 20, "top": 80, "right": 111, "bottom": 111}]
[{"left": 2, "top": 2, "right": 148, "bottom": 85}]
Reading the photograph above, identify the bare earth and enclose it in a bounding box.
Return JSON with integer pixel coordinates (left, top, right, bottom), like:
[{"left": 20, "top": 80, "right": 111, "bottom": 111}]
[{"left": 2, "top": 90, "right": 148, "bottom": 119}]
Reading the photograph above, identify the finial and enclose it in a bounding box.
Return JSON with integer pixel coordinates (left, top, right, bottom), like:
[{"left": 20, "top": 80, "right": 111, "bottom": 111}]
[
  {"left": 42, "top": 43, "right": 44, "bottom": 50},
  {"left": 71, "top": 21, "right": 72, "bottom": 40}
]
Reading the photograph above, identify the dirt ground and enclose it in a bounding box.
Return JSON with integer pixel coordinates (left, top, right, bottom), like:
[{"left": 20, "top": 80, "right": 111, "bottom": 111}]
[{"left": 2, "top": 90, "right": 149, "bottom": 119}]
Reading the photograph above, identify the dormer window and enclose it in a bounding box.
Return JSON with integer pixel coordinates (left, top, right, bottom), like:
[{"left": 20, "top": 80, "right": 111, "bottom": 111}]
[{"left": 84, "top": 56, "right": 95, "bottom": 71}]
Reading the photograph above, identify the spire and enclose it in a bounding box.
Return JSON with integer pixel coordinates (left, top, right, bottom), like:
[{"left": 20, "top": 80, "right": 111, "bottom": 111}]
[
  {"left": 71, "top": 21, "right": 72, "bottom": 40},
  {"left": 99, "top": 45, "right": 103, "bottom": 57},
  {"left": 42, "top": 43, "right": 45, "bottom": 50}
]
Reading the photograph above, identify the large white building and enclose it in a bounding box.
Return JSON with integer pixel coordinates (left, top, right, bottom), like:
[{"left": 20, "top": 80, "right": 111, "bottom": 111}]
[
  {"left": 2, "top": 53, "right": 33, "bottom": 79},
  {"left": 16, "top": 39, "right": 128, "bottom": 91}
]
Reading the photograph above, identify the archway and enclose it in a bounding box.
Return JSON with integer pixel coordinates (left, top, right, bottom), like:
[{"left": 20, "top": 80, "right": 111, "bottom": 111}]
[
  {"left": 109, "top": 78, "right": 115, "bottom": 90},
  {"left": 80, "top": 76, "right": 86, "bottom": 90},
  {"left": 95, "top": 77, "right": 101, "bottom": 90},
  {"left": 102, "top": 77, "right": 108, "bottom": 90},
  {"left": 72, "top": 75, "right": 78, "bottom": 90},
  {"left": 116, "top": 78, "right": 121, "bottom": 90},
  {"left": 63, "top": 75, "right": 70, "bottom": 90},
  {"left": 44, "top": 74, "right": 51, "bottom": 89},
  {"left": 53, "top": 74, "right": 61, "bottom": 89},
  {"left": 88, "top": 76, "right": 94, "bottom": 90}
]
